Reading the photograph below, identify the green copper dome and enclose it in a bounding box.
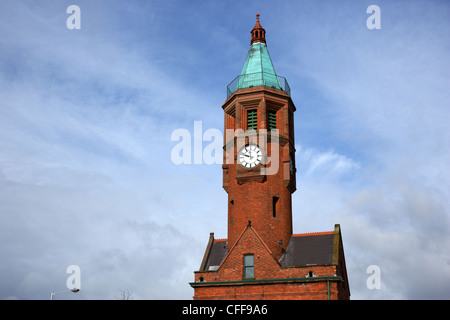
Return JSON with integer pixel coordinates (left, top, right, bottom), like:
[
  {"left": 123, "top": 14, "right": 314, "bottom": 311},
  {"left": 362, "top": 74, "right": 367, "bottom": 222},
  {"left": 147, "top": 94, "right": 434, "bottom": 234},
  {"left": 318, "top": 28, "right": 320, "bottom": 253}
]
[
  {"left": 236, "top": 42, "right": 282, "bottom": 91},
  {"left": 226, "top": 15, "right": 290, "bottom": 98}
]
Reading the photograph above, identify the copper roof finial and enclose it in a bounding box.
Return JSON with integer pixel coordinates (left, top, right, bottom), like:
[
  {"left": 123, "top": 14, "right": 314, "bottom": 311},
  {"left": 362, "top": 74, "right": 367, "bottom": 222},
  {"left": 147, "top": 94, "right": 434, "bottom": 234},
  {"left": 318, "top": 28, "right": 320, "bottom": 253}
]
[{"left": 250, "top": 13, "right": 266, "bottom": 45}]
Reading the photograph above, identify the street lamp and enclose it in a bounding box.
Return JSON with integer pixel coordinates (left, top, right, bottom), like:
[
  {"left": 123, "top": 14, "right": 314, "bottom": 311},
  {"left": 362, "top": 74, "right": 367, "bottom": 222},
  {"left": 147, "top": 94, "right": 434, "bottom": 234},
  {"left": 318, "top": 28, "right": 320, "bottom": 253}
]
[{"left": 50, "top": 288, "right": 80, "bottom": 300}]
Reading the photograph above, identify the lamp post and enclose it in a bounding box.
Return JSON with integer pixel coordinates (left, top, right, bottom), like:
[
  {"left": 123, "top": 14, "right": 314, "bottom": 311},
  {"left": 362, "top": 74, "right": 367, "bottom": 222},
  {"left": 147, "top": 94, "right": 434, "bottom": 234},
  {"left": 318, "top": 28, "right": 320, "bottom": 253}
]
[{"left": 50, "top": 288, "right": 80, "bottom": 300}]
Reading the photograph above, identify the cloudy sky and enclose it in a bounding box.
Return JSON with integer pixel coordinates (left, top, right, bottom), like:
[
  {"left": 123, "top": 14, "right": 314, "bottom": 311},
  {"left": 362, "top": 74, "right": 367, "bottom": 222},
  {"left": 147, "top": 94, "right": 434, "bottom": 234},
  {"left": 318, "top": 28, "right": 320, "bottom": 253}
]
[{"left": 0, "top": 0, "right": 449, "bottom": 300}]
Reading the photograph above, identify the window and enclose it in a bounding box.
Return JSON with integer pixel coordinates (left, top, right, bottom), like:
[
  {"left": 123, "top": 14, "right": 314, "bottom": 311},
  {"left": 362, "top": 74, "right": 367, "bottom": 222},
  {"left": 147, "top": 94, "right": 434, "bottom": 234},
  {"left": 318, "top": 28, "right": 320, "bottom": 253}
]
[
  {"left": 247, "top": 109, "right": 257, "bottom": 131},
  {"left": 289, "top": 153, "right": 294, "bottom": 175},
  {"left": 268, "top": 110, "right": 277, "bottom": 131},
  {"left": 243, "top": 254, "right": 254, "bottom": 279},
  {"left": 272, "top": 196, "right": 279, "bottom": 218}
]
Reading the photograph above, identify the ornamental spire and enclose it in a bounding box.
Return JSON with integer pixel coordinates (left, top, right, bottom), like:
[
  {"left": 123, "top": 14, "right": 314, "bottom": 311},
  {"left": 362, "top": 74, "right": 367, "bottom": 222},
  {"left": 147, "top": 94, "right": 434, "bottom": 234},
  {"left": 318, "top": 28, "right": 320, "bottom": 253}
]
[{"left": 250, "top": 13, "right": 266, "bottom": 45}]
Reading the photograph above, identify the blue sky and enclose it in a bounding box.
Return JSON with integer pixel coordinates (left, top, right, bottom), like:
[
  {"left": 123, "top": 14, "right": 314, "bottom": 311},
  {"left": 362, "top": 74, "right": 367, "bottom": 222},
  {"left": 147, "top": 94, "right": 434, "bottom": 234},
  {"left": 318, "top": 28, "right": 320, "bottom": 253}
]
[{"left": 0, "top": 0, "right": 449, "bottom": 299}]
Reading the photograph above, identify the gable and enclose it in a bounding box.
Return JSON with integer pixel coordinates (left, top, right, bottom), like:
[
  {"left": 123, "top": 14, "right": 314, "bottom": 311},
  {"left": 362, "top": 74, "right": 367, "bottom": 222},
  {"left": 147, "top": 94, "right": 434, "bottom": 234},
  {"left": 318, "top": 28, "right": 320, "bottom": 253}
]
[{"left": 215, "top": 226, "right": 281, "bottom": 281}]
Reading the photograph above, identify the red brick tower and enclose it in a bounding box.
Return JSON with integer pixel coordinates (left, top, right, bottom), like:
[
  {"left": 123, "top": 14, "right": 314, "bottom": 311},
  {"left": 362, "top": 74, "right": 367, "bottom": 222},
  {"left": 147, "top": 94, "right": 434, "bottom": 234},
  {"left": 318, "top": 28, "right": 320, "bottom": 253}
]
[
  {"left": 222, "top": 13, "right": 296, "bottom": 261},
  {"left": 191, "top": 15, "right": 350, "bottom": 300}
]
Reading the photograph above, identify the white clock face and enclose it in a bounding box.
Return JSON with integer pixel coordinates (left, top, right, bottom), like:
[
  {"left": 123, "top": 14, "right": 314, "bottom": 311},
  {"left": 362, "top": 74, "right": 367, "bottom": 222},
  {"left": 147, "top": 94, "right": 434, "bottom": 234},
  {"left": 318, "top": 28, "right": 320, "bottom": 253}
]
[{"left": 239, "top": 144, "right": 262, "bottom": 168}]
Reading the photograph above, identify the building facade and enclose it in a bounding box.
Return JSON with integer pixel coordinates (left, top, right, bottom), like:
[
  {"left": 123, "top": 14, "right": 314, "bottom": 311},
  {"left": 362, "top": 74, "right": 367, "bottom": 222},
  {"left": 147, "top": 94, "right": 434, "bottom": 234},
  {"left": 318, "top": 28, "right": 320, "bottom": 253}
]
[{"left": 190, "top": 14, "right": 350, "bottom": 300}]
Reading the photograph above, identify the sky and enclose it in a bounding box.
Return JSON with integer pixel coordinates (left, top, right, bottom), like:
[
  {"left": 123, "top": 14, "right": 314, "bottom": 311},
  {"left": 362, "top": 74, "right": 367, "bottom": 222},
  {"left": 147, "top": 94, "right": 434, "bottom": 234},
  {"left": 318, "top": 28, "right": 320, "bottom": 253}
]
[{"left": 0, "top": 0, "right": 449, "bottom": 300}]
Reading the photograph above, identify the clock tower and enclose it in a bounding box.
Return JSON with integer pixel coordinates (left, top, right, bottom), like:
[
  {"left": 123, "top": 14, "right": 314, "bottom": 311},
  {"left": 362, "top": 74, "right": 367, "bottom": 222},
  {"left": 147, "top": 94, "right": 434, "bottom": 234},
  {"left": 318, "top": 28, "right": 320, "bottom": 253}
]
[
  {"left": 221, "top": 13, "right": 296, "bottom": 260},
  {"left": 191, "top": 15, "right": 350, "bottom": 300}
]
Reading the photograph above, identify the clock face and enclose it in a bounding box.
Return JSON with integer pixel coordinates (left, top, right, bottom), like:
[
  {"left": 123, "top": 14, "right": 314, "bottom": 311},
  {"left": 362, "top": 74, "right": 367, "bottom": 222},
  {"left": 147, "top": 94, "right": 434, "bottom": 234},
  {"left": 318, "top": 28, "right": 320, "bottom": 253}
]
[{"left": 239, "top": 144, "right": 262, "bottom": 168}]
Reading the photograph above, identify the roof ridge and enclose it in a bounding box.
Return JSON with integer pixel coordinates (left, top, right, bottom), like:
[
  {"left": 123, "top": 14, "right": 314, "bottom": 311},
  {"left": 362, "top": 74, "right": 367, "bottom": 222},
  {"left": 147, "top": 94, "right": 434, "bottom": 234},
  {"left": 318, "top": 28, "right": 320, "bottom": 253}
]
[
  {"left": 214, "top": 238, "right": 227, "bottom": 242},
  {"left": 292, "top": 231, "right": 334, "bottom": 237}
]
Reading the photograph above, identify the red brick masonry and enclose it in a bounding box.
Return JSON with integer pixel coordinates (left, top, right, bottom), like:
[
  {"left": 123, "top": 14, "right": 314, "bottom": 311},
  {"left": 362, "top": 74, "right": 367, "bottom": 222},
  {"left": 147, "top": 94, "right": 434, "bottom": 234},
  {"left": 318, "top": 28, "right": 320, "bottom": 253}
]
[{"left": 191, "top": 225, "right": 350, "bottom": 300}]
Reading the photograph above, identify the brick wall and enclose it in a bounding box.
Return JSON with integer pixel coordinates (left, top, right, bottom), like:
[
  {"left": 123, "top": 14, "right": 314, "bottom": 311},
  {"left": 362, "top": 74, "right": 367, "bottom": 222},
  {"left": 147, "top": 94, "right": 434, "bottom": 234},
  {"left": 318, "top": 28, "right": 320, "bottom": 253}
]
[
  {"left": 226, "top": 141, "right": 293, "bottom": 260},
  {"left": 192, "top": 227, "right": 347, "bottom": 300},
  {"left": 222, "top": 89, "right": 295, "bottom": 260},
  {"left": 193, "top": 281, "right": 339, "bottom": 300}
]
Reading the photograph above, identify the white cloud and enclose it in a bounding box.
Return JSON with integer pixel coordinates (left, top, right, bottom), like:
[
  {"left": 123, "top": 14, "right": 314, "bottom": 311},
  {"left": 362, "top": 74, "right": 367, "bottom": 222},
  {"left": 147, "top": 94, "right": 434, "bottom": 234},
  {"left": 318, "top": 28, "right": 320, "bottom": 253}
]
[{"left": 297, "top": 145, "right": 361, "bottom": 181}]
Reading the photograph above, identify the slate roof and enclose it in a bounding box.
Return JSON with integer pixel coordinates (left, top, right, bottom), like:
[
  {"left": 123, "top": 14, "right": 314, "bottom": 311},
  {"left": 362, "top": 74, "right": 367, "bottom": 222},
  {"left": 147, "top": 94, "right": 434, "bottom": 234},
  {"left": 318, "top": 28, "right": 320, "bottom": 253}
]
[
  {"left": 204, "top": 240, "right": 228, "bottom": 271},
  {"left": 279, "top": 232, "right": 335, "bottom": 267},
  {"left": 199, "top": 231, "right": 337, "bottom": 271}
]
